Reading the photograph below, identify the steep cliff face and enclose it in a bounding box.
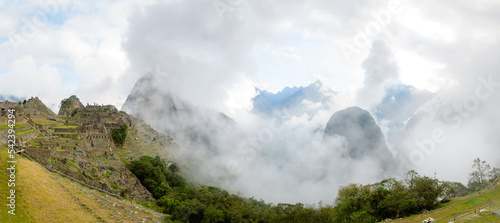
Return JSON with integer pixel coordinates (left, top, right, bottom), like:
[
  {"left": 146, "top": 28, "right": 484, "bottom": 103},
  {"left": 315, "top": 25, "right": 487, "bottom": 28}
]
[
  {"left": 121, "top": 73, "right": 238, "bottom": 154},
  {"left": 324, "top": 106, "right": 397, "bottom": 172},
  {"left": 121, "top": 73, "right": 185, "bottom": 130}
]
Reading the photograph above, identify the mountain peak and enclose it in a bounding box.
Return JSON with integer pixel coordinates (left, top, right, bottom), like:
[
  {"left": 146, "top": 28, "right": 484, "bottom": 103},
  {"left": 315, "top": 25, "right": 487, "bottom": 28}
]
[
  {"left": 58, "top": 95, "right": 85, "bottom": 116},
  {"left": 324, "top": 106, "right": 397, "bottom": 174},
  {"left": 252, "top": 80, "right": 334, "bottom": 116},
  {"left": 121, "top": 73, "right": 238, "bottom": 153},
  {"left": 312, "top": 79, "right": 322, "bottom": 88}
]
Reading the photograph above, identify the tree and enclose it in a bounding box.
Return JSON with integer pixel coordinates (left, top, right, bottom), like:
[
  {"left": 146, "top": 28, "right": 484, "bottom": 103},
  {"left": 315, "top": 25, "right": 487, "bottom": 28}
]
[
  {"left": 156, "top": 196, "right": 179, "bottom": 214},
  {"left": 70, "top": 108, "right": 78, "bottom": 117},
  {"left": 333, "top": 184, "right": 374, "bottom": 222},
  {"left": 202, "top": 205, "right": 224, "bottom": 223},
  {"left": 374, "top": 178, "right": 417, "bottom": 219},
  {"left": 489, "top": 167, "right": 500, "bottom": 183},
  {"left": 129, "top": 157, "right": 452, "bottom": 222},
  {"left": 111, "top": 123, "right": 128, "bottom": 147},
  {"left": 468, "top": 158, "right": 492, "bottom": 191},
  {"left": 449, "top": 182, "right": 470, "bottom": 197},
  {"left": 177, "top": 199, "right": 205, "bottom": 222},
  {"left": 153, "top": 182, "right": 171, "bottom": 198},
  {"left": 438, "top": 181, "right": 456, "bottom": 201},
  {"left": 405, "top": 170, "right": 419, "bottom": 188},
  {"left": 405, "top": 171, "right": 443, "bottom": 210},
  {"left": 128, "top": 156, "right": 175, "bottom": 199}
]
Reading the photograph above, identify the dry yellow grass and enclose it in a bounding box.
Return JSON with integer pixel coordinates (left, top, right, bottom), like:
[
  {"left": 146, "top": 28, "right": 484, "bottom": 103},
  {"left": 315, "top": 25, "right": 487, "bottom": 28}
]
[
  {"left": 0, "top": 148, "right": 162, "bottom": 223},
  {"left": 1, "top": 148, "right": 97, "bottom": 222}
]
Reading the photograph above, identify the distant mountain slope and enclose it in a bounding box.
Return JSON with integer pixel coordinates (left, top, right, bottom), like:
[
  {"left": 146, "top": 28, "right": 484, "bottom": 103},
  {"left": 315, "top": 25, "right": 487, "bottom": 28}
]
[
  {"left": 324, "top": 106, "right": 397, "bottom": 173},
  {"left": 0, "top": 95, "right": 24, "bottom": 102},
  {"left": 374, "top": 85, "right": 434, "bottom": 137},
  {"left": 375, "top": 85, "right": 433, "bottom": 122},
  {"left": 253, "top": 85, "right": 303, "bottom": 114},
  {"left": 253, "top": 80, "right": 335, "bottom": 116},
  {"left": 121, "top": 73, "right": 240, "bottom": 154}
]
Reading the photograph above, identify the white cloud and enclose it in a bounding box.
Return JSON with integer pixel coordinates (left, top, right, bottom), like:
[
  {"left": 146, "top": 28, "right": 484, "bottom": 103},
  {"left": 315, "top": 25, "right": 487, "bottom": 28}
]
[
  {"left": 0, "top": 55, "right": 67, "bottom": 111},
  {"left": 270, "top": 45, "right": 303, "bottom": 61},
  {"left": 1, "top": 0, "right": 500, "bottom": 204},
  {"left": 0, "top": 0, "right": 156, "bottom": 108},
  {"left": 396, "top": 49, "right": 449, "bottom": 92},
  {"left": 224, "top": 75, "right": 257, "bottom": 117}
]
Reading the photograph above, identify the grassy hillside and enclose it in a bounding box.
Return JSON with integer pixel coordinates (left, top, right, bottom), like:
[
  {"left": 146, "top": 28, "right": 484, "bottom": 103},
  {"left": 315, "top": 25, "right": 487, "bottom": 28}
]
[
  {"left": 389, "top": 181, "right": 500, "bottom": 223},
  {"left": 0, "top": 147, "right": 163, "bottom": 223}
]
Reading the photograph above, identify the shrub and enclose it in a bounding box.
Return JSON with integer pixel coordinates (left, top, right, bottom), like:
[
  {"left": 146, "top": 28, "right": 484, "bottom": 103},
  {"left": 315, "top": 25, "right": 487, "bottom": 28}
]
[{"left": 111, "top": 124, "right": 128, "bottom": 147}]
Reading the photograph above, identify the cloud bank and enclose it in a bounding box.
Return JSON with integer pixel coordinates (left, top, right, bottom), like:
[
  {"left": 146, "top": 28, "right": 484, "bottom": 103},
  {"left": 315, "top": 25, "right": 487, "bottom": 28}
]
[{"left": 1, "top": 0, "right": 500, "bottom": 204}]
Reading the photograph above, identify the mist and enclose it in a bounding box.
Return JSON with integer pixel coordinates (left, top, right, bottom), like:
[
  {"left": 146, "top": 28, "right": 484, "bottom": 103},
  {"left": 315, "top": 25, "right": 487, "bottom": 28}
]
[
  {"left": 122, "top": 71, "right": 396, "bottom": 204},
  {"left": 119, "top": 0, "right": 500, "bottom": 205},
  {"left": 394, "top": 74, "right": 500, "bottom": 184}
]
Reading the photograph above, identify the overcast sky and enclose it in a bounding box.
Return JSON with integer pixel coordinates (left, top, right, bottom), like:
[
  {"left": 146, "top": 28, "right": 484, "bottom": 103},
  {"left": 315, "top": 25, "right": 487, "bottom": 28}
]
[
  {"left": 2, "top": 0, "right": 500, "bottom": 204},
  {"left": 1, "top": 0, "right": 498, "bottom": 114}
]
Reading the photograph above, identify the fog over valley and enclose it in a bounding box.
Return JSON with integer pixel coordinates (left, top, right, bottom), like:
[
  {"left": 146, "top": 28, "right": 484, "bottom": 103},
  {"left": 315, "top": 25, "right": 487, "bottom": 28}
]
[{"left": 1, "top": 0, "right": 500, "bottom": 207}]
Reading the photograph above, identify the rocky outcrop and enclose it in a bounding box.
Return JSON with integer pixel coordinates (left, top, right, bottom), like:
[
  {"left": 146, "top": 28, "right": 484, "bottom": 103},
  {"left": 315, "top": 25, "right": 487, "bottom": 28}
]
[
  {"left": 59, "top": 95, "right": 85, "bottom": 116},
  {"left": 100, "top": 161, "right": 155, "bottom": 202},
  {"left": 23, "top": 97, "right": 56, "bottom": 116},
  {"left": 324, "top": 106, "right": 397, "bottom": 172}
]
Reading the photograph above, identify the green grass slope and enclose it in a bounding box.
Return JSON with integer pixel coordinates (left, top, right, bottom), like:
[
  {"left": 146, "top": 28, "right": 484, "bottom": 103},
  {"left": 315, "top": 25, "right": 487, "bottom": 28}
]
[{"left": 389, "top": 181, "right": 500, "bottom": 223}]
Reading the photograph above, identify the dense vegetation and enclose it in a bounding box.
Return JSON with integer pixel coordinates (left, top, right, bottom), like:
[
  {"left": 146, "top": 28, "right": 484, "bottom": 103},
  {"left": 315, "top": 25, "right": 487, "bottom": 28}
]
[
  {"left": 111, "top": 123, "right": 128, "bottom": 147},
  {"left": 128, "top": 156, "right": 499, "bottom": 223},
  {"left": 443, "top": 158, "right": 500, "bottom": 198},
  {"left": 128, "top": 156, "right": 338, "bottom": 222},
  {"left": 333, "top": 171, "right": 455, "bottom": 222},
  {"left": 467, "top": 158, "right": 500, "bottom": 191}
]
